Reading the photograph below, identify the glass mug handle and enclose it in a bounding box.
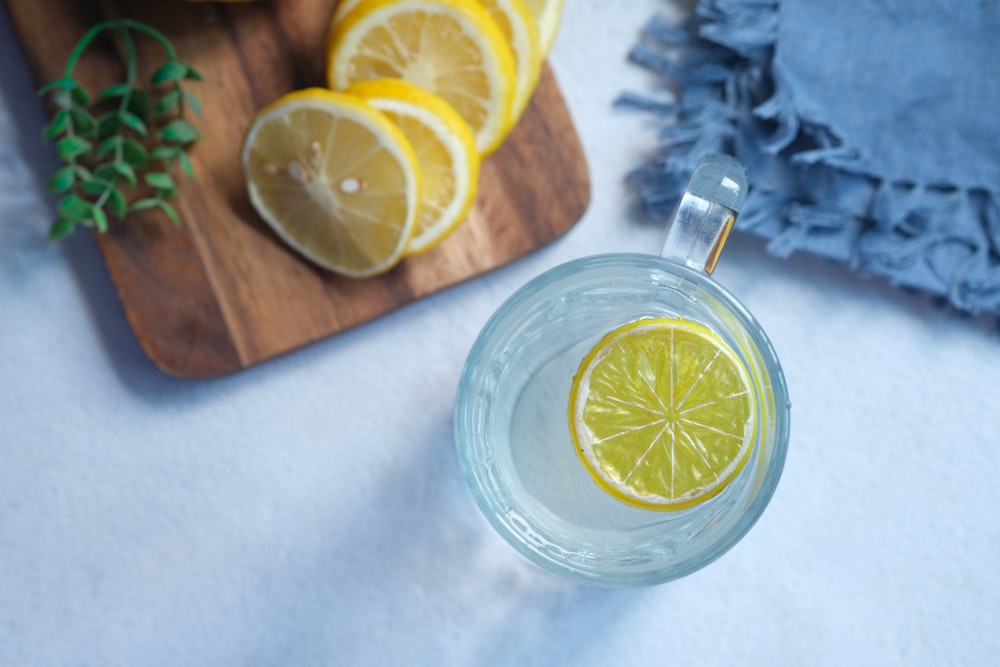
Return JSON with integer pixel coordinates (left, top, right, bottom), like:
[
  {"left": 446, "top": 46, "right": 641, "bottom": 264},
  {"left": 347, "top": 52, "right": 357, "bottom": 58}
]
[{"left": 660, "top": 154, "right": 749, "bottom": 275}]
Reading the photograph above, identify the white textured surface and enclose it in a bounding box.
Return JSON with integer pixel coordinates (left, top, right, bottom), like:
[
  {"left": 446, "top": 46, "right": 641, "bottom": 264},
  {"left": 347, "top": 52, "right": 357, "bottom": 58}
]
[{"left": 2, "top": 2, "right": 999, "bottom": 665}]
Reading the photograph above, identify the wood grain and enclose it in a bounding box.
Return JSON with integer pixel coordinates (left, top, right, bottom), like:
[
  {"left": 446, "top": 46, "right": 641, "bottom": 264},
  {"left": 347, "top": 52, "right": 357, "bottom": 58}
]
[{"left": 4, "top": 0, "right": 591, "bottom": 378}]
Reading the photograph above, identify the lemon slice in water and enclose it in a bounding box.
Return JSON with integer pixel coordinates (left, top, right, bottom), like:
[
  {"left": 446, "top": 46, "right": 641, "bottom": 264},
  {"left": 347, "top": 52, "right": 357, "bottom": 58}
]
[{"left": 569, "top": 317, "right": 756, "bottom": 512}]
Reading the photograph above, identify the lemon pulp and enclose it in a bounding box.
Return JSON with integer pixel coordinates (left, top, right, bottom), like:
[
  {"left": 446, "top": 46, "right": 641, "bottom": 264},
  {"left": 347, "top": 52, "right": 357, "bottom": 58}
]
[
  {"left": 568, "top": 317, "right": 756, "bottom": 512},
  {"left": 241, "top": 88, "right": 421, "bottom": 277}
]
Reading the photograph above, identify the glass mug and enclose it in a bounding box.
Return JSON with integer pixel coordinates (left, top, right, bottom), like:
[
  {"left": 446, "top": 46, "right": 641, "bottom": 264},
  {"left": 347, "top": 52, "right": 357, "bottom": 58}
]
[{"left": 454, "top": 155, "right": 790, "bottom": 586}]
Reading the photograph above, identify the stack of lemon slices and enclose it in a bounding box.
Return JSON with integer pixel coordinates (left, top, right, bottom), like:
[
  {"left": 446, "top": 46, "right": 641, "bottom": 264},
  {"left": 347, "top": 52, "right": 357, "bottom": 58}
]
[{"left": 241, "top": 0, "right": 564, "bottom": 277}]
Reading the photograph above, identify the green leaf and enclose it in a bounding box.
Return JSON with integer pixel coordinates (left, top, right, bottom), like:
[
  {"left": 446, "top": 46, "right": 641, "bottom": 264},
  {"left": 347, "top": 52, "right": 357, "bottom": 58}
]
[
  {"left": 42, "top": 110, "right": 70, "bottom": 141},
  {"left": 49, "top": 217, "right": 76, "bottom": 240},
  {"left": 158, "top": 118, "right": 200, "bottom": 144},
  {"left": 47, "top": 166, "right": 76, "bottom": 193},
  {"left": 91, "top": 206, "right": 109, "bottom": 233},
  {"left": 69, "top": 107, "right": 98, "bottom": 138},
  {"left": 97, "top": 111, "right": 120, "bottom": 138},
  {"left": 151, "top": 61, "right": 188, "bottom": 86},
  {"left": 117, "top": 111, "right": 148, "bottom": 137},
  {"left": 182, "top": 63, "right": 203, "bottom": 82},
  {"left": 92, "top": 164, "right": 116, "bottom": 180},
  {"left": 144, "top": 171, "right": 175, "bottom": 191},
  {"left": 128, "top": 197, "right": 161, "bottom": 213},
  {"left": 121, "top": 138, "right": 149, "bottom": 167},
  {"left": 178, "top": 151, "right": 195, "bottom": 179},
  {"left": 56, "top": 135, "right": 91, "bottom": 160},
  {"left": 107, "top": 187, "right": 128, "bottom": 218},
  {"left": 38, "top": 77, "right": 78, "bottom": 96},
  {"left": 70, "top": 84, "right": 91, "bottom": 107},
  {"left": 113, "top": 162, "right": 138, "bottom": 187},
  {"left": 95, "top": 135, "right": 123, "bottom": 160},
  {"left": 150, "top": 145, "right": 178, "bottom": 161},
  {"left": 154, "top": 89, "right": 180, "bottom": 115},
  {"left": 97, "top": 83, "right": 132, "bottom": 101},
  {"left": 127, "top": 90, "right": 151, "bottom": 122},
  {"left": 80, "top": 176, "right": 110, "bottom": 195},
  {"left": 52, "top": 89, "right": 73, "bottom": 109},
  {"left": 182, "top": 90, "right": 203, "bottom": 116},
  {"left": 58, "top": 194, "right": 92, "bottom": 220},
  {"left": 158, "top": 200, "right": 181, "bottom": 226},
  {"left": 95, "top": 162, "right": 124, "bottom": 182}
]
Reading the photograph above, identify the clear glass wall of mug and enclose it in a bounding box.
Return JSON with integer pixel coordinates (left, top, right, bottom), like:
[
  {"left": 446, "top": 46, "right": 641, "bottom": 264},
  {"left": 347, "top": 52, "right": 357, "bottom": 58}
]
[{"left": 455, "top": 155, "right": 790, "bottom": 586}]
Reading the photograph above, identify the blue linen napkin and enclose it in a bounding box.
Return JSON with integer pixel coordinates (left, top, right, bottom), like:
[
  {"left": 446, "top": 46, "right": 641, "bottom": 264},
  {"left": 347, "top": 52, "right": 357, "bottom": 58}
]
[{"left": 619, "top": 0, "right": 1000, "bottom": 315}]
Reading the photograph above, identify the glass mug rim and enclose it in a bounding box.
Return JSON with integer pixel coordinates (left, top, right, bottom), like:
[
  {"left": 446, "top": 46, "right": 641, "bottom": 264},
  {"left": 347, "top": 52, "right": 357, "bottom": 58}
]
[{"left": 454, "top": 251, "right": 790, "bottom": 586}]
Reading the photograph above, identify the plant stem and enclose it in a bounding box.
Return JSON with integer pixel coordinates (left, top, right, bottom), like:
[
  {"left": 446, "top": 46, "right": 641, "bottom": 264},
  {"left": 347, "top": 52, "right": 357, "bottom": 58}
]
[
  {"left": 62, "top": 19, "right": 179, "bottom": 80},
  {"left": 120, "top": 27, "right": 138, "bottom": 87},
  {"left": 43, "top": 18, "right": 200, "bottom": 237}
]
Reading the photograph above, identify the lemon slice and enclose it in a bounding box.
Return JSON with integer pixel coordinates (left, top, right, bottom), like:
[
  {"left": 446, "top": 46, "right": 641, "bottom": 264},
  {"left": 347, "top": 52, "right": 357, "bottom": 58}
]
[
  {"left": 327, "top": 0, "right": 517, "bottom": 156},
  {"left": 241, "top": 88, "right": 421, "bottom": 277},
  {"left": 347, "top": 78, "right": 480, "bottom": 254},
  {"left": 522, "top": 0, "right": 563, "bottom": 55},
  {"left": 334, "top": 0, "right": 540, "bottom": 126},
  {"left": 569, "top": 317, "right": 756, "bottom": 512},
  {"left": 477, "top": 0, "right": 543, "bottom": 123},
  {"left": 332, "top": 0, "right": 365, "bottom": 23}
]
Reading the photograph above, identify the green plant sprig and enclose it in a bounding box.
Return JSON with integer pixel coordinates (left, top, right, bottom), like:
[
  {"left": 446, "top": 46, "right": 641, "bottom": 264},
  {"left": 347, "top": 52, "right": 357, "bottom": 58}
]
[{"left": 39, "top": 19, "right": 203, "bottom": 240}]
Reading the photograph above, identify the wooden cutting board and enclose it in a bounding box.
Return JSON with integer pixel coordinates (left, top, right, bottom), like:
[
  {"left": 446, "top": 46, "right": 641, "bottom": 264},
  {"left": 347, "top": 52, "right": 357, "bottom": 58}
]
[{"left": 4, "top": 0, "right": 590, "bottom": 378}]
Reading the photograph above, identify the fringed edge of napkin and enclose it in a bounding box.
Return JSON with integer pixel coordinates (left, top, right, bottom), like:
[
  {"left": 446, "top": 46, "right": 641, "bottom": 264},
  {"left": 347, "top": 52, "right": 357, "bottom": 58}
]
[{"left": 617, "top": 2, "right": 1000, "bottom": 315}]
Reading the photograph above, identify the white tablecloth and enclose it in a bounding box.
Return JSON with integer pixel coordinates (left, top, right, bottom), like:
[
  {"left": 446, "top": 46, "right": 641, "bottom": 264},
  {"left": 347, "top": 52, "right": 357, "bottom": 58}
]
[{"left": 2, "top": 2, "right": 998, "bottom": 665}]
